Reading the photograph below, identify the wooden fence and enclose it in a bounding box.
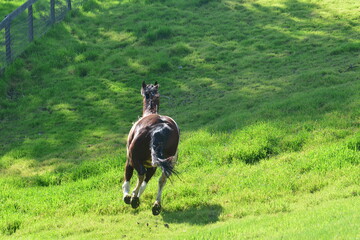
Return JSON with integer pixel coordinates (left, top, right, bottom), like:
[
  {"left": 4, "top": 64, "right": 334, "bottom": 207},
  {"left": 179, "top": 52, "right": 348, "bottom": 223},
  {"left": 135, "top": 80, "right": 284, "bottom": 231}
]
[{"left": 0, "top": 0, "right": 73, "bottom": 72}]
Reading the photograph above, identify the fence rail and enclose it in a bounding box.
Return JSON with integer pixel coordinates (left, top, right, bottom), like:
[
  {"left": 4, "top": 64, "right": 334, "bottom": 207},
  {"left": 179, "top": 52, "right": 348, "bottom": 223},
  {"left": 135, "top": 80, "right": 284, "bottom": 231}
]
[{"left": 0, "top": 0, "right": 76, "bottom": 73}]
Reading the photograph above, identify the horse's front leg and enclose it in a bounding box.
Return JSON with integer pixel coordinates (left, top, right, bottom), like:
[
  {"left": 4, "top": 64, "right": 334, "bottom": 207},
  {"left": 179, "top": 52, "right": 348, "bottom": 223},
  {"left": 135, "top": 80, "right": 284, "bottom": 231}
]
[
  {"left": 130, "top": 167, "right": 157, "bottom": 209},
  {"left": 152, "top": 172, "right": 167, "bottom": 215},
  {"left": 130, "top": 174, "right": 145, "bottom": 209}
]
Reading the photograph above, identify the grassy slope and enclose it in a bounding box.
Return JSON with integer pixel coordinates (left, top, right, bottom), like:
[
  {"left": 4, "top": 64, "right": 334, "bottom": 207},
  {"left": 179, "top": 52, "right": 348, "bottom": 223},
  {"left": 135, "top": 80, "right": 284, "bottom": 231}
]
[
  {"left": 0, "top": 0, "right": 25, "bottom": 18},
  {"left": 0, "top": 0, "right": 360, "bottom": 238}
]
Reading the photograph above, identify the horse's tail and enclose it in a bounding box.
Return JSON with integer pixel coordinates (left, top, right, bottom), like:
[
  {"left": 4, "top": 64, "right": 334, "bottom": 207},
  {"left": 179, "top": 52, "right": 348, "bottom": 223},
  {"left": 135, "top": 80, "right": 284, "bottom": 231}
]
[{"left": 150, "top": 124, "right": 177, "bottom": 178}]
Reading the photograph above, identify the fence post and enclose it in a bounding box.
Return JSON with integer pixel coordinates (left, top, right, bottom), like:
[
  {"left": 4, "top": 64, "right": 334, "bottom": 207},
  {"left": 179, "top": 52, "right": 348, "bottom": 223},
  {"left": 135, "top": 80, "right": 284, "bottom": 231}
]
[
  {"left": 67, "top": 0, "right": 72, "bottom": 10},
  {"left": 50, "top": 0, "right": 55, "bottom": 24},
  {"left": 28, "top": 5, "right": 34, "bottom": 42},
  {"left": 5, "top": 18, "right": 12, "bottom": 63}
]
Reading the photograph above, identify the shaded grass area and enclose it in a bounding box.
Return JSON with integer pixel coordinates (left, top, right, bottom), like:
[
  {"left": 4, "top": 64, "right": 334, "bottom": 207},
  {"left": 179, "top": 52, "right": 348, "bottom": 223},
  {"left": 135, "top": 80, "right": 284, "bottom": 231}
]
[
  {"left": 172, "top": 197, "right": 360, "bottom": 240},
  {"left": 0, "top": 0, "right": 360, "bottom": 238}
]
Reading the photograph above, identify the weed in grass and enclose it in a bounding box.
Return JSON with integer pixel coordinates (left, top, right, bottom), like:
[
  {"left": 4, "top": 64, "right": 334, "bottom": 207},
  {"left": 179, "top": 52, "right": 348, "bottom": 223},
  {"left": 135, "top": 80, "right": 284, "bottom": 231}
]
[
  {"left": 144, "top": 27, "right": 173, "bottom": 44},
  {"left": 1, "top": 220, "right": 21, "bottom": 236},
  {"left": 82, "top": 0, "right": 102, "bottom": 12},
  {"left": 169, "top": 43, "right": 193, "bottom": 57}
]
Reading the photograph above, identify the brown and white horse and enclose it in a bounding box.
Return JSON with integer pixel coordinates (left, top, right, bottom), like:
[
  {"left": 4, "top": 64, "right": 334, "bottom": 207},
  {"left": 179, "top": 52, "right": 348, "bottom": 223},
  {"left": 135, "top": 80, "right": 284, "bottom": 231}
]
[{"left": 122, "top": 81, "right": 180, "bottom": 215}]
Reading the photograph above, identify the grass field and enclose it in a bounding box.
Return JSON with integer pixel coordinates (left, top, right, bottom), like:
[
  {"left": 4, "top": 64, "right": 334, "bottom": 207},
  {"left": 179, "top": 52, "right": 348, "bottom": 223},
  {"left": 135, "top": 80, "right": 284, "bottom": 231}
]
[
  {"left": 1, "top": 0, "right": 24, "bottom": 18},
  {"left": 0, "top": 0, "right": 360, "bottom": 238}
]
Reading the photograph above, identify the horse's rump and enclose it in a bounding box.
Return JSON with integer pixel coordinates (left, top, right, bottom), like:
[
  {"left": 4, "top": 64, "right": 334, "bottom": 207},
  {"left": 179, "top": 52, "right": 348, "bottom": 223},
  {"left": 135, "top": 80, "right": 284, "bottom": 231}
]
[{"left": 127, "top": 114, "right": 179, "bottom": 174}]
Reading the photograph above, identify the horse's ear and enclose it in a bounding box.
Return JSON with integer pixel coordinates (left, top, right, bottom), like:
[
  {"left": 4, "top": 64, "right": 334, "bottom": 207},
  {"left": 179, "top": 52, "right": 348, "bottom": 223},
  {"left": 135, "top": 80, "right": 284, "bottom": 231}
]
[
  {"left": 141, "top": 81, "right": 146, "bottom": 96},
  {"left": 154, "top": 81, "right": 158, "bottom": 86}
]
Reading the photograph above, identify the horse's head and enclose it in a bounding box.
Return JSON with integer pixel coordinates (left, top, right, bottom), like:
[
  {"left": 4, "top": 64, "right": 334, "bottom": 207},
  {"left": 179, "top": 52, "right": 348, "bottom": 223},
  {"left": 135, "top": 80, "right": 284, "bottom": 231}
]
[{"left": 141, "top": 81, "right": 160, "bottom": 115}]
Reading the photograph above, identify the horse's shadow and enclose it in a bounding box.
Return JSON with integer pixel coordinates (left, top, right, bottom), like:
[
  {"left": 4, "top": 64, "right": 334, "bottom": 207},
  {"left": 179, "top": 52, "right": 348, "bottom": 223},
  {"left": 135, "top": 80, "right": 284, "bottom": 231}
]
[{"left": 161, "top": 204, "right": 223, "bottom": 225}]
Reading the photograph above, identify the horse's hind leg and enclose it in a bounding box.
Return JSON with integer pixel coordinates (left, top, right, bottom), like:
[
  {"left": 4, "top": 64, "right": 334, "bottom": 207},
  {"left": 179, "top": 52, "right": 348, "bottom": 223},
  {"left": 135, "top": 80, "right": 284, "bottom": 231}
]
[
  {"left": 122, "top": 163, "right": 134, "bottom": 204},
  {"left": 152, "top": 172, "right": 167, "bottom": 215}
]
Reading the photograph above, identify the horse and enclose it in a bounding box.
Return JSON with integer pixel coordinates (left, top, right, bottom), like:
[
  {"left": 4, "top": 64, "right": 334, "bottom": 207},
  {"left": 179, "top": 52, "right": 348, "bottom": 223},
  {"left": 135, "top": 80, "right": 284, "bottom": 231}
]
[{"left": 122, "top": 81, "right": 180, "bottom": 215}]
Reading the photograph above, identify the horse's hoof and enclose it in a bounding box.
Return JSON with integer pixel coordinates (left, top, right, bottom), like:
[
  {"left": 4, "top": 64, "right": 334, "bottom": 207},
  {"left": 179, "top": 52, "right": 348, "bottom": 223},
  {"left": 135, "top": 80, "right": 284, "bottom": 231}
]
[
  {"left": 152, "top": 203, "right": 161, "bottom": 216},
  {"left": 123, "top": 195, "right": 131, "bottom": 205},
  {"left": 131, "top": 197, "right": 140, "bottom": 209}
]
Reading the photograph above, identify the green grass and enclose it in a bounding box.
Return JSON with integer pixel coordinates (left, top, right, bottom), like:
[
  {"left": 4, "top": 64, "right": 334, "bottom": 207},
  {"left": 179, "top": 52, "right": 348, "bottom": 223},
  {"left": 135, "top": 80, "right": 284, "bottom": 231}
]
[
  {"left": 0, "top": 0, "right": 25, "bottom": 18},
  {"left": 1, "top": 0, "right": 360, "bottom": 238}
]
